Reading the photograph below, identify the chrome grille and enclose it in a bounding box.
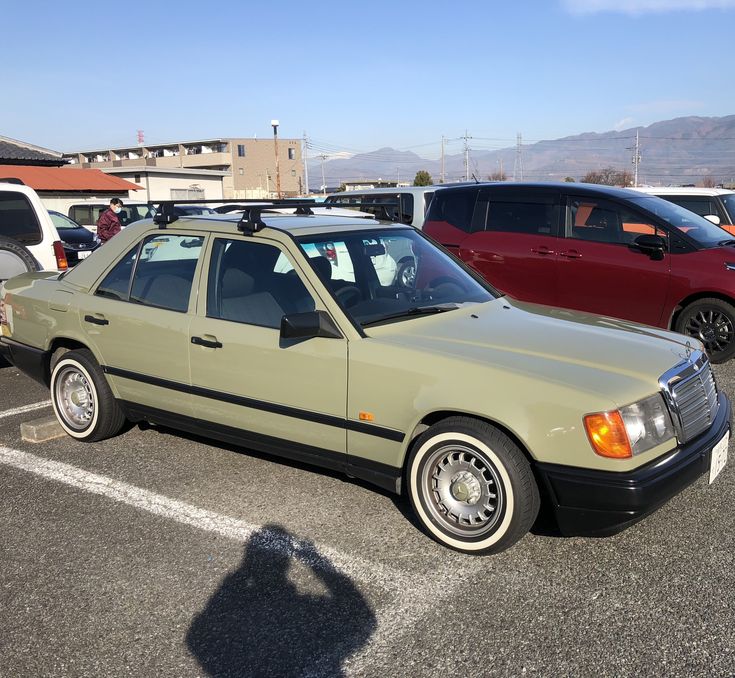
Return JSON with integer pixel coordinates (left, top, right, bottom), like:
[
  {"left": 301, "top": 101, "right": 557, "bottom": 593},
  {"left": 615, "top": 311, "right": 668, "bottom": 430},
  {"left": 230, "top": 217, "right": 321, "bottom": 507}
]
[{"left": 660, "top": 351, "right": 719, "bottom": 443}]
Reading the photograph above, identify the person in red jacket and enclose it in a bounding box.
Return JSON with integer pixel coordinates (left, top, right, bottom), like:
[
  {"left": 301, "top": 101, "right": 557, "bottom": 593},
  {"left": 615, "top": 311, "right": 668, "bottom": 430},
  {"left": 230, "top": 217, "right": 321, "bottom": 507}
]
[{"left": 96, "top": 198, "right": 124, "bottom": 243}]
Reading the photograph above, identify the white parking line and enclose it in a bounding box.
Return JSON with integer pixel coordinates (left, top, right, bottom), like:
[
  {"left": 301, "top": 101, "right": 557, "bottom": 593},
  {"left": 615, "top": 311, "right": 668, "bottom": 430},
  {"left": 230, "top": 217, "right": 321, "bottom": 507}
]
[
  {"left": 0, "top": 400, "right": 52, "bottom": 420},
  {"left": 0, "top": 446, "right": 409, "bottom": 590},
  {"left": 0, "top": 445, "right": 481, "bottom": 677}
]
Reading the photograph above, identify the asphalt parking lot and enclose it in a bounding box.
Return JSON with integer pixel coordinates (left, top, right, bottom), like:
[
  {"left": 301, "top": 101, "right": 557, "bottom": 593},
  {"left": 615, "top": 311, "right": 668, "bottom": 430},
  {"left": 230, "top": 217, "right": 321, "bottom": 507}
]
[{"left": 0, "top": 362, "right": 733, "bottom": 678}]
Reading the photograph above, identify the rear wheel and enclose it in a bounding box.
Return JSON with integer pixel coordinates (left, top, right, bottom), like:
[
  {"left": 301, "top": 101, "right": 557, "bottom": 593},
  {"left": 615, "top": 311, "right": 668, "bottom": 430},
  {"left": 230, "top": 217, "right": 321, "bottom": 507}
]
[
  {"left": 50, "top": 348, "right": 126, "bottom": 442},
  {"left": 0, "top": 236, "right": 38, "bottom": 281},
  {"left": 675, "top": 298, "right": 735, "bottom": 363},
  {"left": 407, "top": 417, "right": 539, "bottom": 554}
]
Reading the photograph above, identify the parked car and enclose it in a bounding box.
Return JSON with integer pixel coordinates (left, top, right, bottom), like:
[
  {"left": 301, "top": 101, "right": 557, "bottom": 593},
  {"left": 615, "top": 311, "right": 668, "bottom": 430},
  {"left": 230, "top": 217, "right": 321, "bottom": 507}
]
[
  {"left": 48, "top": 211, "right": 99, "bottom": 267},
  {"left": 0, "top": 205, "right": 729, "bottom": 554},
  {"left": 324, "top": 186, "right": 438, "bottom": 230},
  {"left": 633, "top": 187, "right": 735, "bottom": 234},
  {"left": 0, "top": 181, "right": 66, "bottom": 280},
  {"left": 424, "top": 182, "right": 735, "bottom": 363},
  {"left": 67, "top": 201, "right": 154, "bottom": 231}
]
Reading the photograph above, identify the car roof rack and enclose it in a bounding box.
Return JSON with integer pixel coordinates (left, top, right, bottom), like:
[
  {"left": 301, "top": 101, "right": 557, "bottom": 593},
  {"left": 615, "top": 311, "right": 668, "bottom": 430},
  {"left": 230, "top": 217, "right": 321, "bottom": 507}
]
[{"left": 149, "top": 198, "right": 401, "bottom": 233}]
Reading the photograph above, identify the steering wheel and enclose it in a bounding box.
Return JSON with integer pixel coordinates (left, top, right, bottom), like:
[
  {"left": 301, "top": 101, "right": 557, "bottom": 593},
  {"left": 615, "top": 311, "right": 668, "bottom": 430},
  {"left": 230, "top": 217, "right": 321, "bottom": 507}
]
[
  {"left": 426, "top": 276, "right": 467, "bottom": 300},
  {"left": 335, "top": 285, "right": 362, "bottom": 308}
]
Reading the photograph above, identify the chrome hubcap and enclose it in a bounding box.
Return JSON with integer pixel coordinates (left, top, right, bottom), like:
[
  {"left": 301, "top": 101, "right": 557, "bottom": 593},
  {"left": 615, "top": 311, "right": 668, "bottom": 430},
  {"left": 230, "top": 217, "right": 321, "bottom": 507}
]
[
  {"left": 56, "top": 367, "right": 95, "bottom": 430},
  {"left": 422, "top": 444, "right": 504, "bottom": 537}
]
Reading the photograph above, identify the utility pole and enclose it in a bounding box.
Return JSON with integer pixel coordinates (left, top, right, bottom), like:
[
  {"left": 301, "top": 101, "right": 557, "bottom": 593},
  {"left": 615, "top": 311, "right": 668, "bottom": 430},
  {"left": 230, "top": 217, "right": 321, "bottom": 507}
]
[
  {"left": 440, "top": 135, "right": 445, "bottom": 184},
  {"left": 499, "top": 158, "right": 504, "bottom": 181},
  {"left": 513, "top": 133, "right": 524, "bottom": 181},
  {"left": 397, "top": 167, "right": 400, "bottom": 186},
  {"left": 631, "top": 130, "right": 641, "bottom": 187},
  {"left": 271, "top": 120, "right": 282, "bottom": 198},
  {"left": 319, "top": 153, "right": 328, "bottom": 195},
  {"left": 302, "top": 132, "right": 309, "bottom": 196},
  {"left": 462, "top": 130, "right": 472, "bottom": 181}
]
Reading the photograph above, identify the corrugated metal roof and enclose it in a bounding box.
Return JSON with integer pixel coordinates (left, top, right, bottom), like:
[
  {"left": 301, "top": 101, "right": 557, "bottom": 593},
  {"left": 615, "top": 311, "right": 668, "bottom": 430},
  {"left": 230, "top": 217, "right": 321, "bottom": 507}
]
[{"left": 0, "top": 165, "right": 142, "bottom": 192}]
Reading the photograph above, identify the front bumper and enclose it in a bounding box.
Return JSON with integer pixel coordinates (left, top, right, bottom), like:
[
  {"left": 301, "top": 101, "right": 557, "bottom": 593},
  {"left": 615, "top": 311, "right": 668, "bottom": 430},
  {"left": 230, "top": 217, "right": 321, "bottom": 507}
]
[
  {"left": 535, "top": 392, "right": 731, "bottom": 537},
  {"left": 0, "top": 336, "right": 50, "bottom": 386}
]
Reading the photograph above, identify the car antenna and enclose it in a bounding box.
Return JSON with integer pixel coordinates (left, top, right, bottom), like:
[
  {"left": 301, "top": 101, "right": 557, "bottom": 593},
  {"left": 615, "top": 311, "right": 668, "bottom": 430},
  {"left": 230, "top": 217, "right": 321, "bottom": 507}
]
[{"left": 471, "top": 173, "right": 480, "bottom": 184}]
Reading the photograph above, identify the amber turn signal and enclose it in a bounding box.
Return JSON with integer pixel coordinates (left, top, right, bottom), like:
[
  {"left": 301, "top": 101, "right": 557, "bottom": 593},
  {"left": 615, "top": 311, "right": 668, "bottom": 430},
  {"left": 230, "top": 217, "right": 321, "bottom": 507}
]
[{"left": 584, "top": 411, "right": 632, "bottom": 459}]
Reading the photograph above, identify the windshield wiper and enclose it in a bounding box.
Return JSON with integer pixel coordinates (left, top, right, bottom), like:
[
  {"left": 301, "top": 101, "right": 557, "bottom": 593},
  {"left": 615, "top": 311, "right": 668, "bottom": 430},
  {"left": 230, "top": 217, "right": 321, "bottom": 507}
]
[
  {"left": 362, "top": 303, "right": 460, "bottom": 327},
  {"left": 718, "top": 239, "right": 735, "bottom": 246}
]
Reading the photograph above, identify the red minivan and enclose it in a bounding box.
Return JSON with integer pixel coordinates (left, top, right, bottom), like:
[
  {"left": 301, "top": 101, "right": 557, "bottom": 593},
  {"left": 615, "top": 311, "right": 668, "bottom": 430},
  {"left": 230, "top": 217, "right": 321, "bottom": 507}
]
[{"left": 424, "top": 183, "right": 735, "bottom": 362}]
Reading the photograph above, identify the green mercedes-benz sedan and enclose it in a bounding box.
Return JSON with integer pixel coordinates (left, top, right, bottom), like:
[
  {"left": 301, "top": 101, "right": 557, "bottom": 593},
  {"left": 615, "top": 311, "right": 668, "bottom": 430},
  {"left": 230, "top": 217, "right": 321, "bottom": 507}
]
[{"left": 0, "top": 204, "right": 729, "bottom": 554}]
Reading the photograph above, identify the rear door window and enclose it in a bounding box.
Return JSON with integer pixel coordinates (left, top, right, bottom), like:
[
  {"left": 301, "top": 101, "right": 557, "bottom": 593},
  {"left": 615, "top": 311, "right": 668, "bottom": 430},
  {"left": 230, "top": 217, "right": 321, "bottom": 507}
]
[
  {"left": 95, "top": 234, "right": 204, "bottom": 312},
  {"left": 0, "top": 192, "right": 42, "bottom": 245},
  {"left": 473, "top": 191, "right": 560, "bottom": 235}
]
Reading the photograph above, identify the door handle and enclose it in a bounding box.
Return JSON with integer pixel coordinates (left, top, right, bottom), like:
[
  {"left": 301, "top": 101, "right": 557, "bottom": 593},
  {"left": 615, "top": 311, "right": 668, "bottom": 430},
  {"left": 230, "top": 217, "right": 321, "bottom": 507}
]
[
  {"left": 530, "top": 246, "right": 555, "bottom": 255},
  {"left": 559, "top": 250, "right": 582, "bottom": 259},
  {"left": 191, "top": 335, "right": 223, "bottom": 349},
  {"left": 84, "top": 314, "right": 109, "bottom": 326}
]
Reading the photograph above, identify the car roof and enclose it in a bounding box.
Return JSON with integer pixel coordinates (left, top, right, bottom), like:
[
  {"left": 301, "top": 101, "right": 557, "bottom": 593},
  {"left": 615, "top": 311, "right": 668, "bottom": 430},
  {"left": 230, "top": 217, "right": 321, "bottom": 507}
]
[
  {"left": 430, "top": 181, "right": 656, "bottom": 200},
  {"left": 326, "top": 186, "right": 442, "bottom": 198},
  {"left": 632, "top": 187, "right": 734, "bottom": 196}
]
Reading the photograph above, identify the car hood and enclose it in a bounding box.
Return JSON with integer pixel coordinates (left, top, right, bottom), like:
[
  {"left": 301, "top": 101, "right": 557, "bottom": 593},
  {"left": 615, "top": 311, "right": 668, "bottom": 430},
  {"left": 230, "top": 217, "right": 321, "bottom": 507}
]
[{"left": 370, "top": 297, "right": 698, "bottom": 405}]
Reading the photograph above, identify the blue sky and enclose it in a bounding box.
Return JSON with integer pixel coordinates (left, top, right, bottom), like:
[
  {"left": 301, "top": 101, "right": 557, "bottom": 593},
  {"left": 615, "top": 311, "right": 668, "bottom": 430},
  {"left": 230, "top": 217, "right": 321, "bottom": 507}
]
[{"left": 2, "top": 0, "right": 734, "bottom": 159}]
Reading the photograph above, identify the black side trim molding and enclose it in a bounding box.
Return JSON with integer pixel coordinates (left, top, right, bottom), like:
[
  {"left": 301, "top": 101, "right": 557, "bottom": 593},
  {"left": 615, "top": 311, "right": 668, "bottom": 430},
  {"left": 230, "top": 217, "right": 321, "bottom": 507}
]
[
  {"left": 119, "top": 400, "right": 402, "bottom": 493},
  {"left": 103, "top": 365, "right": 404, "bottom": 443}
]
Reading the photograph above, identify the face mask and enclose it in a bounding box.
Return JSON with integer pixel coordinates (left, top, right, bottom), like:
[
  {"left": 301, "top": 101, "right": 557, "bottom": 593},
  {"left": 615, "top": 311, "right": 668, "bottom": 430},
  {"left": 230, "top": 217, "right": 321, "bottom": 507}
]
[{"left": 112, "top": 207, "right": 121, "bottom": 214}]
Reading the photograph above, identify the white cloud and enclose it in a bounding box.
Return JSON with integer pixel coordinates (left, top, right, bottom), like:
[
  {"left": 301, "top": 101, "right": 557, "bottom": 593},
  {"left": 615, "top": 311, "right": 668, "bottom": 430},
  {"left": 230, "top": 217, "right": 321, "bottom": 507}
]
[
  {"left": 613, "top": 117, "right": 634, "bottom": 131},
  {"left": 563, "top": 0, "right": 735, "bottom": 15}
]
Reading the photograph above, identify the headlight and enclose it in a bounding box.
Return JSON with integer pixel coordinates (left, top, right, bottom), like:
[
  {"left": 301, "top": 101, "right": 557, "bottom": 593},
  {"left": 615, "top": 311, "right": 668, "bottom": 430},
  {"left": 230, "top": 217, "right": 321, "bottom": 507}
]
[{"left": 584, "top": 393, "right": 675, "bottom": 459}]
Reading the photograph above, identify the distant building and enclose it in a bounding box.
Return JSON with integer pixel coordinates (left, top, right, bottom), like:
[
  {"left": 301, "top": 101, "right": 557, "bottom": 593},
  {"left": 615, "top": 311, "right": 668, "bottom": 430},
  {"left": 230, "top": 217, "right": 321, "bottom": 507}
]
[
  {"left": 0, "top": 164, "right": 141, "bottom": 214},
  {"left": 101, "top": 167, "right": 228, "bottom": 202},
  {"left": 63, "top": 137, "right": 304, "bottom": 198},
  {"left": 0, "top": 135, "right": 65, "bottom": 167}
]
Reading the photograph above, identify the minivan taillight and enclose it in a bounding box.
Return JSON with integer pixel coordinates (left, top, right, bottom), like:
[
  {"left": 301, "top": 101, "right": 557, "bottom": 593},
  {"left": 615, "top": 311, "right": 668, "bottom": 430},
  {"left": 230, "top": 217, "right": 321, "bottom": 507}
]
[{"left": 53, "top": 241, "right": 68, "bottom": 270}]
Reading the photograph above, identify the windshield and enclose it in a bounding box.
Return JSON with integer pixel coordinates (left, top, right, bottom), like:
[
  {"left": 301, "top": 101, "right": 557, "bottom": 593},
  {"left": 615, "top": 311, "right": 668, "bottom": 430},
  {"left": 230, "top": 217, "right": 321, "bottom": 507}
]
[
  {"left": 49, "top": 211, "right": 81, "bottom": 230},
  {"left": 629, "top": 196, "right": 733, "bottom": 247},
  {"left": 721, "top": 193, "right": 735, "bottom": 223},
  {"left": 295, "top": 228, "right": 495, "bottom": 327}
]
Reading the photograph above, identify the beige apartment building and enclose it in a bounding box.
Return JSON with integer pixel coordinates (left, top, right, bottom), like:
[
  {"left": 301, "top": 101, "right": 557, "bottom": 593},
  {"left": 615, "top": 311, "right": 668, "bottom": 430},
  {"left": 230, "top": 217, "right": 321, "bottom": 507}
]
[{"left": 62, "top": 137, "right": 304, "bottom": 198}]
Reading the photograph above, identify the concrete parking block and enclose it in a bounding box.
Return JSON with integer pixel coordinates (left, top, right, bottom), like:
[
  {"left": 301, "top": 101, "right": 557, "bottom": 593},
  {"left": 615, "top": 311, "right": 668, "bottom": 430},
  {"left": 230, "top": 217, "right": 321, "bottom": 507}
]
[{"left": 20, "top": 415, "right": 64, "bottom": 443}]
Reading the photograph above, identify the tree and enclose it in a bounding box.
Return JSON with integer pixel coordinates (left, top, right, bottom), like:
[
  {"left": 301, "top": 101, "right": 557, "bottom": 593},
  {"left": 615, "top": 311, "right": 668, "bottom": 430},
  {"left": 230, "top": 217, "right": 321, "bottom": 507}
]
[
  {"left": 337, "top": 183, "right": 346, "bottom": 193},
  {"left": 413, "top": 170, "right": 433, "bottom": 186},
  {"left": 564, "top": 176, "right": 576, "bottom": 182},
  {"left": 582, "top": 167, "right": 633, "bottom": 187},
  {"left": 488, "top": 171, "right": 507, "bottom": 181},
  {"left": 702, "top": 175, "right": 716, "bottom": 188}
]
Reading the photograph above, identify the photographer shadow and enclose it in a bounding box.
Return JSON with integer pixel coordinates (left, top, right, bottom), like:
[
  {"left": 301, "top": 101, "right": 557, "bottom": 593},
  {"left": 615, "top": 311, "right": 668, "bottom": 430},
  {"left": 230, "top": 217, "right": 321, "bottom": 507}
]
[{"left": 186, "top": 525, "right": 376, "bottom": 678}]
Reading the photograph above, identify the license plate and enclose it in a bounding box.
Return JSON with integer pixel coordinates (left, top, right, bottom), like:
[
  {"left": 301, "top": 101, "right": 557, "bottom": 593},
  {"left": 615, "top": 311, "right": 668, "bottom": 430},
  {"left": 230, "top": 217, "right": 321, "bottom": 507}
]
[
  {"left": 77, "top": 251, "right": 92, "bottom": 259},
  {"left": 709, "top": 431, "right": 729, "bottom": 484}
]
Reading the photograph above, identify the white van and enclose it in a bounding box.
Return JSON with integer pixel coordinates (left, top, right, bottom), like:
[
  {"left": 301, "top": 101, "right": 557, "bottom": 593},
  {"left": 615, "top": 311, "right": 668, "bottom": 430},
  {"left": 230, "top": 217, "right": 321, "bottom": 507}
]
[
  {"left": 324, "top": 186, "right": 438, "bottom": 229},
  {"left": 0, "top": 182, "right": 65, "bottom": 280}
]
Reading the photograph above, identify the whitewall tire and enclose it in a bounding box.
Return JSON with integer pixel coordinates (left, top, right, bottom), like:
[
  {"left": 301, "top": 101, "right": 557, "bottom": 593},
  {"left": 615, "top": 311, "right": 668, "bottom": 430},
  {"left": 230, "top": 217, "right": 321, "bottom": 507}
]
[
  {"left": 407, "top": 417, "right": 539, "bottom": 554},
  {"left": 50, "top": 349, "right": 125, "bottom": 442}
]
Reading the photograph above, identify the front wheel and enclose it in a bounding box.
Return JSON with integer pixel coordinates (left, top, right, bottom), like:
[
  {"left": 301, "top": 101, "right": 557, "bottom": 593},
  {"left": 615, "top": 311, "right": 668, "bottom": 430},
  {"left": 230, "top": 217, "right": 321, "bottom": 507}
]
[
  {"left": 675, "top": 298, "right": 735, "bottom": 363},
  {"left": 406, "top": 417, "right": 539, "bottom": 554},
  {"left": 50, "top": 348, "right": 126, "bottom": 442}
]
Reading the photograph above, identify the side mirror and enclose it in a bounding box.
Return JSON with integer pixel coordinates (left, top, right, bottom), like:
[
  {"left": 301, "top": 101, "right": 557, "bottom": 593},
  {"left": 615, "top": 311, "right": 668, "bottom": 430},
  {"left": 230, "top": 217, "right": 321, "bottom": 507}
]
[
  {"left": 704, "top": 214, "right": 721, "bottom": 225},
  {"left": 280, "top": 310, "right": 342, "bottom": 341},
  {"left": 632, "top": 233, "right": 666, "bottom": 260}
]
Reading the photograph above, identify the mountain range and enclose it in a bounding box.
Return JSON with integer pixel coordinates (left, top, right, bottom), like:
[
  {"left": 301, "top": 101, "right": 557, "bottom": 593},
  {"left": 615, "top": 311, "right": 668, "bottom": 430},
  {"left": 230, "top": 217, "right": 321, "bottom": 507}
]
[{"left": 306, "top": 115, "right": 735, "bottom": 189}]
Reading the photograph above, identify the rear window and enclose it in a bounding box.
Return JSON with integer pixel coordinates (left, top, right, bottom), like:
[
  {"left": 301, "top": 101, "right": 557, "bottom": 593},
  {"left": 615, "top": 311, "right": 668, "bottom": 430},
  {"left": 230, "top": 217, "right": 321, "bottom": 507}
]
[
  {"left": 0, "top": 192, "right": 42, "bottom": 245},
  {"left": 425, "top": 190, "right": 478, "bottom": 233}
]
